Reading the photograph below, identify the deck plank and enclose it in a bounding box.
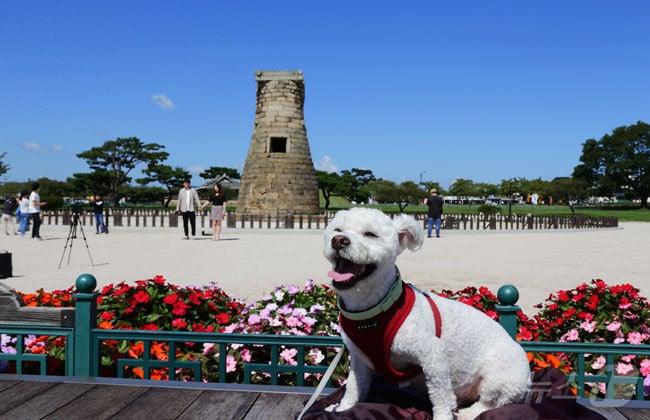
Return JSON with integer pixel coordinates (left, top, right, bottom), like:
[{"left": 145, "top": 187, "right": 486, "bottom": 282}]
[
  {"left": 243, "top": 393, "right": 307, "bottom": 420},
  {"left": 178, "top": 390, "right": 260, "bottom": 420},
  {"left": 112, "top": 387, "right": 203, "bottom": 420},
  {"left": 618, "top": 407, "right": 650, "bottom": 420},
  {"left": 0, "top": 381, "right": 19, "bottom": 392},
  {"left": 0, "top": 381, "right": 58, "bottom": 415},
  {"left": 43, "top": 384, "right": 149, "bottom": 420},
  {"left": 2, "top": 383, "right": 96, "bottom": 419}
]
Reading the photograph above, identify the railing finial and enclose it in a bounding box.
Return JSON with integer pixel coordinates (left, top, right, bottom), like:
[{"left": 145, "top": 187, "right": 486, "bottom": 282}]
[
  {"left": 497, "top": 284, "right": 519, "bottom": 306},
  {"left": 75, "top": 274, "right": 97, "bottom": 293}
]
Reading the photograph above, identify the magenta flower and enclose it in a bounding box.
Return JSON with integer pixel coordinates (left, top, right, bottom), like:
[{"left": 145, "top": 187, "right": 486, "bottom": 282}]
[
  {"left": 226, "top": 355, "right": 237, "bottom": 373},
  {"left": 627, "top": 331, "right": 646, "bottom": 344},
  {"left": 561, "top": 329, "right": 579, "bottom": 342},
  {"left": 579, "top": 321, "right": 596, "bottom": 333},
  {"left": 616, "top": 362, "right": 634, "bottom": 375},
  {"left": 280, "top": 348, "right": 297, "bottom": 365},
  {"left": 241, "top": 348, "right": 251, "bottom": 363},
  {"left": 591, "top": 356, "right": 606, "bottom": 370},
  {"left": 286, "top": 316, "right": 301, "bottom": 327},
  {"left": 640, "top": 359, "right": 650, "bottom": 377},
  {"left": 248, "top": 314, "right": 261, "bottom": 325}
]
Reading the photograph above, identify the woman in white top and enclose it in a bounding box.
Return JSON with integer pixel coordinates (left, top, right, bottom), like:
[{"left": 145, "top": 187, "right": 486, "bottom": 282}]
[{"left": 18, "top": 190, "right": 30, "bottom": 236}]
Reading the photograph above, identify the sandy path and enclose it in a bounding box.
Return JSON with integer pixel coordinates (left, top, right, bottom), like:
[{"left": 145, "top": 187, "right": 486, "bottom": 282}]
[{"left": 1, "top": 223, "right": 648, "bottom": 314}]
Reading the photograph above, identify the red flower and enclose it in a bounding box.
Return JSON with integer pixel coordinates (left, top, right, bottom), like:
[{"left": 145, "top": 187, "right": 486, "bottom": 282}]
[
  {"left": 571, "top": 293, "right": 584, "bottom": 302},
  {"left": 152, "top": 275, "right": 166, "bottom": 285},
  {"left": 188, "top": 292, "right": 202, "bottom": 305},
  {"left": 216, "top": 312, "right": 231, "bottom": 325},
  {"left": 557, "top": 291, "right": 569, "bottom": 302},
  {"left": 100, "top": 311, "right": 114, "bottom": 321},
  {"left": 132, "top": 290, "right": 150, "bottom": 305},
  {"left": 594, "top": 279, "right": 607, "bottom": 290},
  {"left": 562, "top": 308, "right": 576, "bottom": 318},
  {"left": 171, "top": 318, "right": 188, "bottom": 329},
  {"left": 585, "top": 295, "right": 599, "bottom": 310},
  {"left": 172, "top": 300, "right": 190, "bottom": 316},
  {"left": 163, "top": 293, "right": 179, "bottom": 305},
  {"left": 141, "top": 323, "right": 159, "bottom": 331},
  {"left": 518, "top": 327, "right": 533, "bottom": 341},
  {"left": 100, "top": 284, "right": 113, "bottom": 295}
]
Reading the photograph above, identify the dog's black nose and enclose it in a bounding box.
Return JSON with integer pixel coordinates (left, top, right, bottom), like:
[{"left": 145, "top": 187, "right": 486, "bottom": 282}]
[{"left": 331, "top": 235, "right": 351, "bottom": 250}]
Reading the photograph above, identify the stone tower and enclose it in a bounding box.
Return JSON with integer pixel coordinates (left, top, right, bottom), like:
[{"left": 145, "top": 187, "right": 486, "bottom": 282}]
[{"left": 237, "top": 70, "right": 320, "bottom": 215}]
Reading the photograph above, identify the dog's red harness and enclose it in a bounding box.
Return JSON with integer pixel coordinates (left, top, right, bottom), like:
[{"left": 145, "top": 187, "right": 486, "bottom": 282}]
[{"left": 338, "top": 281, "right": 442, "bottom": 384}]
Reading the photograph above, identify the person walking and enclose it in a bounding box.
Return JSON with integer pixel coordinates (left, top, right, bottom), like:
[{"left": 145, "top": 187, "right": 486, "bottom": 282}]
[
  {"left": 425, "top": 188, "right": 444, "bottom": 238},
  {"left": 92, "top": 195, "right": 107, "bottom": 234},
  {"left": 201, "top": 183, "right": 226, "bottom": 241},
  {"left": 17, "top": 190, "right": 30, "bottom": 236},
  {"left": 175, "top": 179, "right": 201, "bottom": 240},
  {"left": 28, "top": 182, "right": 45, "bottom": 240},
  {"left": 1, "top": 196, "right": 18, "bottom": 235}
]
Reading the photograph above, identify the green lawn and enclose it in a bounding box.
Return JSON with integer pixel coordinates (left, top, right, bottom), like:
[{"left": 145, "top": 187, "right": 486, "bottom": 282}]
[{"left": 320, "top": 194, "right": 650, "bottom": 222}]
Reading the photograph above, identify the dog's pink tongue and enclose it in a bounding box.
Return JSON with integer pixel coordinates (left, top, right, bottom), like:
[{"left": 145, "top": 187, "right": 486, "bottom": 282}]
[{"left": 327, "top": 270, "right": 355, "bottom": 283}]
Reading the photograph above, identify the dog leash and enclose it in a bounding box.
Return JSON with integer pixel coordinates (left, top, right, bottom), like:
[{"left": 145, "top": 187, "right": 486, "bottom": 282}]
[{"left": 297, "top": 345, "right": 345, "bottom": 420}]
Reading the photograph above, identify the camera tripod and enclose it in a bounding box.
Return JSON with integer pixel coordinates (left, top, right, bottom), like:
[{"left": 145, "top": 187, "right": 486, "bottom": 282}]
[{"left": 58, "top": 211, "right": 95, "bottom": 269}]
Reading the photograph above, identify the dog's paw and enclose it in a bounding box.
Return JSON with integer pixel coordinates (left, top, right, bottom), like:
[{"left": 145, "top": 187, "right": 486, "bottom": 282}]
[{"left": 324, "top": 403, "right": 339, "bottom": 412}]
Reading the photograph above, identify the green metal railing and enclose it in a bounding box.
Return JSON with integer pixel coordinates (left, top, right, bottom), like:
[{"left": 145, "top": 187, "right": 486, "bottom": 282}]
[{"left": 1, "top": 274, "right": 649, "bottom": 401}]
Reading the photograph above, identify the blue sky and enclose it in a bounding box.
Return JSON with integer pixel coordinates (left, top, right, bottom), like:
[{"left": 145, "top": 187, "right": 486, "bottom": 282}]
[{"left": 1, "top": 1, "right": 649, "bottom": 187}]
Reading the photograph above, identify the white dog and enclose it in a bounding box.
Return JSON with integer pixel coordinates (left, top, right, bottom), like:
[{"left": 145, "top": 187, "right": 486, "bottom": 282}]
[{"left": 323, "top": 208, "right": 530, "bottom": 420}]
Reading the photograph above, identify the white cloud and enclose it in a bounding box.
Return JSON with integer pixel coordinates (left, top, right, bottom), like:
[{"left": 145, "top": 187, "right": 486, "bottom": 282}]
[
  {"left": 22, "top": 142, "right": 48, "bottom": 153},
  {"left": 152, "top": 93, "right": 175, "bottom": 109},
  {"left": 315, "top": 155, "right": 338, "bottom": 173},
  {"left": 187, "top": 165, "right": 205, "bottom": 174},
  {"left": 21, "top": 142, "right": 63, "bottom": 154}
]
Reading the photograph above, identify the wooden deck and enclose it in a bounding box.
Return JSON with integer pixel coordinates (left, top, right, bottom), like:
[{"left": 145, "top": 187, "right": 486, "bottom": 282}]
[
  {"left": 0, "top": 376, "right": 310, "bottom": 420},
  {"left": 1, "top": 375, "right": 648, "bottom": 419}
]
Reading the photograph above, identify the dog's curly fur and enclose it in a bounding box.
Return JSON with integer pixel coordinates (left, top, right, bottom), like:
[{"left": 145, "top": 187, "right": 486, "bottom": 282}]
[{"left": 324, "top": 208, "right": 531, "bottom": 420}]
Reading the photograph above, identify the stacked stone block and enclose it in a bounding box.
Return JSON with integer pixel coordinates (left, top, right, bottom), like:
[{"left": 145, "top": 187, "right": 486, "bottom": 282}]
[{"left": 237, "top": 70, "right": 320, "bottom": 215}]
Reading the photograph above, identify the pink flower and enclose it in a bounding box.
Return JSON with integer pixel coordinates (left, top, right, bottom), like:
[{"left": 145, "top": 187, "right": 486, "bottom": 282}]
[
  {"left": 621, "top": 355, "right": 636, "bottom": 363},
  {"left": 259, "top": 308, "right": 272, "bottom": 319},
  {"left": 248, "top": 314, "right": 261, "bottom": 325},
  {"left": 241, "top": 348, "right": 251, "bottom": 363},
  {"left": 591, "top": 356, "right": 606, "bottom": 370},
  {"left": 280, "top": 348, "right": 297, "bottom": 365},
  {"left": 286, "top": 316, "right": 302, "bottom": 327},
  {"left": 278, "top": 305, "right": 293, "bottom": 315},
  {"left": 226, "top": 355, "right": 237, "bottom": 373},
  {"left": 203, "top": 343, "right": 215, "bottom": 356},
  {"left": 606, "top": 321, "right": 622, "bottom": 332},
  {"left": 265, "top": 303, "right": 278, "bottom": 311},
  {"left": 580, "top": 321, "right": 596, "bottom": 333},
  {"left": 292, "top": 308, "right": 307, "bottom": 317},
  {"left": 308, "top": 349, "right": 325, "bottom": 364},
  {"left": 640, "top": 359, "right": 650, "bottom": 377},
  {"left": 561, "top": 329, "right": 579, "bottom": 342},
  {"left": 310, "top": 304, "right": 325, "bottom": 313},
  {"left": 269, "top": 318, "right": 283, "bottom": 327},
  {"left": 274, "top": 290, "right": 285, "bottom": 301},
  {"left": 627, "top": 332, "right": 646, "bottom": 345},
  {"left": 302, "top": 316, "right": 317, "bottom": 327},
  {"left": 304, "top": 279, "right": 314, "bottom": 290},
  {"left": 223, "top": 323, "right": 239, "bottom": 333},
  {"left": 287, "top": 285, "right": 299, "bottom": 295},
  {"left": 616, "top": 363, "right": 634, "bottom": 375}
]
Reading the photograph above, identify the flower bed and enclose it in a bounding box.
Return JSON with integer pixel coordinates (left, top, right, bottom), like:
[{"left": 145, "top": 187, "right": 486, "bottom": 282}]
[{"left": 2, "top": 277, "right": 649, "bottom": 397}]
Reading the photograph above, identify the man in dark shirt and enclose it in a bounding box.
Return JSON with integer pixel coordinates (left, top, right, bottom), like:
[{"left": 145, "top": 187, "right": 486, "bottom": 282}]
[
  {"left": 426, "top": 189, "right": 443, "bottom": 238},
  {"left": 92, "top": 195, "right": 107, "bottom": 234},
  {"left": 2, "top": 196, "right": 18, "bottom": 235}
]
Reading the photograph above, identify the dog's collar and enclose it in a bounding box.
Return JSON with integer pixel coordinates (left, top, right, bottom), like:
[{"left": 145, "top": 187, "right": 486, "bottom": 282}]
[{"left": 338, "top": 269, "right": 403, "bottom": 321}]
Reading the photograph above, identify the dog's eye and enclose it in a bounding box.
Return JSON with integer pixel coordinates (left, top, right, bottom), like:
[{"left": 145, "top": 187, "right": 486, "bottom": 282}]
[
  {"left": 363, "top": 231, "right": 378, "bottom": 238},
  {"left": 333, "top": 228, "right": 342, "bottom": 232}
]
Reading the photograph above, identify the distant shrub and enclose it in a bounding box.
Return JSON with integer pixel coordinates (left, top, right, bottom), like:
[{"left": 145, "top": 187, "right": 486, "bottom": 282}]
[{"left": 477, "top": 204, "right": 500, "bottom": 215}]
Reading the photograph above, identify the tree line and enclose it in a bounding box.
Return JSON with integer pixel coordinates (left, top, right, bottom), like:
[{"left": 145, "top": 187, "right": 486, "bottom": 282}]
[{"left": 1, "top": 121, "right": 648, "bottom": 209}]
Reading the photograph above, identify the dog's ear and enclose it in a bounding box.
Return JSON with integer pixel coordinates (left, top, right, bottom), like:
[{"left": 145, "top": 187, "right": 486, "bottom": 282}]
[{"left": 393, "top": 214, "right": 424, "bottom": 252}]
